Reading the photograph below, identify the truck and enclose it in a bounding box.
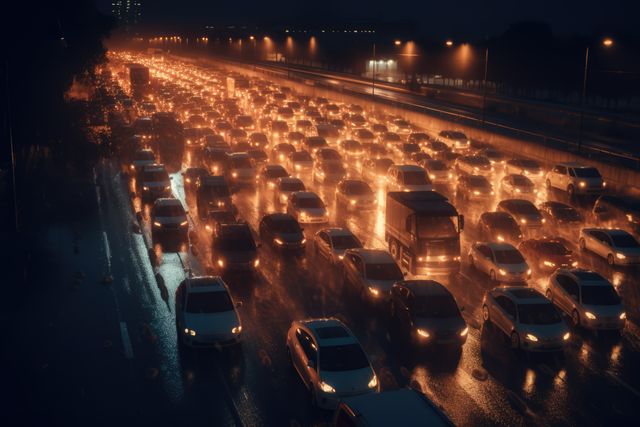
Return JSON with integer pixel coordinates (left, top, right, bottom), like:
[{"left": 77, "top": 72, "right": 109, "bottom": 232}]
[
  {"left": 151, "top": 112, "right": 185, "bottom": 173},
  {"left": 127, "top": 63, "right": 150, "bottom": 99},
  {"left": 385, "top": 191, "right": 464, "bottom": 276}
]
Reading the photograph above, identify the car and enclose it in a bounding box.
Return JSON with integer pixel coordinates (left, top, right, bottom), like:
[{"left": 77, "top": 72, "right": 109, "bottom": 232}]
[
  {"left": 260, "top": 164, "right": 290, "bottom": 189},
  {"left": 139, "top": 164, "right": 172, "bottom": 201},
  {"left": 335, "top": 389, "right": 454, "bottom": 427},
  {"left": 205, "top": 148, "right": 230, "bottom": 175},
  {"left": 295, "top": 119, "right": 314, "bottom": 134},
  {"left": 545, "top": 162, "right": 605, "bottom": 197},
  {"left": 477, "top": 212, "right": 523, "bottom": 245},
  {"left": 423, "top": 140, "right": 451, "bottom": 159},
  {"left": 518, "top": 239, "right": 578, "bottom": 273},
  {"left": 271, "top": 143, "right": 296, "bottom": 163},
  {"left": 304, "top": 136, "right": 329, "bottom": 154},
  {"left": 204, "top": 210, "right": 237, "bottom": 234},
  {"left": 259, "top": 213, "right": 306, "bottom": 251},
  {"left": 500, "top": 174, "right": 538, "bottom": 200},
  {"left": 391, "top": 143, "right": 421, "bottom": 162},
  {"left": 410, "top": 152, "right": 432, "bottom": 164},
  {"left": 248, "top": 132, "right": 269, "bottom": 149},
  {"left": 390, "top": 280, "right": 468, "bottom": 347},
  {"left": 196, "top": 175, "right": 233, "bottom": 220},
  {"left": 315, "top": 147, "right": 343, "bottom": 165},
  {"left": 538, "top": 201, "right": 583, "bottom": 230},
  {"left": 504, "top": 158, "right": 544, "bottom": 181},
  {"left": 227, "top": 153, "right": 257, "bottom": 187},
  {"left": 455, "top": 155, "right": 494, "bottom": 177},
  {"left": 270, "top": 120, "right": 289, "bottom": 139},
  {"left": 247, "top": 149, "right": 269, "bottom": 167},
  {"left": 380, "top": 132, "right": 402, "bottom": 148},
  {"left": 287, "top": 191, "right": 329, "bottom": 224},
  {"left": 476, "top": 147, "right": 506, "bottom": 165},
  {"left": 287, "top": 150, "right": 314, "bottom": 175},
  {"left": 274, "top": 177, "right": 306, "bottom": 205},
  {"left": 546, "top": 269, "right": 626, "bottom": 330},
  {"left": 181, "top": 167, "right": 208, "bottom": 193},
  {"left": 212, "top": 223, "right": 260, "bottom": 271},
  {"left": 286, "top": 131, "right": 305, "bottom": 148},
  {"left": 468, "top": 242, "right": 531, "bottom": 283},
  {"left": 352, "top": 129, "right": 376, "bottom": 145},
  {"left": 234, "top": 115, "right": 255, "bottom": 130},
  {"left": 386, "top": 165, "right": 433, "bottom": 192},
  {"left": 286, "top": 318, "right": 378, "bottom": 409},
  {"left": 339, "top": 139, "right": 365, "bottom": 163},
  {"left": 497, "top": 199, "right": 544, "bottom": 234},
  {"left": 313, "top": 161, "right": 347, "bottom": 185},
  {"left": 592, "top": 195, "right": 640, "bottom": 235},
  {"left": 362, "top": 143, "right": 389, "bottom": 159},
  {"left": 436, "top": 130, "right": 471, "bottom": 151},
  {"left": 175, "top": 276, "right": 242, "bottom": 347},
  {"left": 151, "top": 198, "right": 189, "bottom": 246},
  {"left": 455, "top": 175, "right": 494, "bottom": 201},
  {"left": 314, "top": 228, "right": 363, "bottom": 265},
  {"left": 347, "top": 114, "right": 367, "bottom": 128},
  {"left": 370, "top": 123, "right": 388, "bottom": 136},
  {"left": 316, "top": 124, "right": 341, "bottom": 144},
  {"left": 482, "top": 287, "right": 570, "bottom": 352},
  {"left": 342, "top": 249, "right": 404, "bottom": 303},
  {"left": 419, "top": 159, "right": 452, "bottom": 186},
  {"left": 408, "top": 132, "right": 431, "bottom": 145},
  {"left": 335, "top": 180, "right": 377, "bottom": 211},
  {"left": 130, "top": 148, "right": 156, "bottom": 175},
  {"left": 579, "top": 228, "right": 640, "bottom": 266}
]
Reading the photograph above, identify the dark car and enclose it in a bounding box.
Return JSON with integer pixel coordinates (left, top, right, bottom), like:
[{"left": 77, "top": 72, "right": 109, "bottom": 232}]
[
  {"left": 477, "top": 212, "right": 523, "bottom": 246},
  {"left": 247, "top": 149, "right": 269, "bottom": 167},
  {"left": 538, "top": 201, "right": 583, "bottom": 230},
  {"left": 456, "top": 175, "right": 494, "bottom": 202},
  {"left": 205, "top": 148, "right": 230, "bottom": 175},
  {"left": 260, "top": 164, "right": 290, "bottom": 188},
  {"left": 271, "top": 143, "right": 296, "bottom": 163},
  {"left": 497, "top": 199, "right": 544, "bottom": 234},
  {"left": 259, "top": 213, "right": 306, "bottom": 252},
  {"left": 518, "top": 239, "right": 578, "bottom": 273},
  {"left": 182, "top": 167, "right": 208, "bottom": 193},
  {"left": 151, "top": 198, "right": 189, "bottom": 246},
  {"left": 212, "top": 223, "right": 259, "bottom": 272},
  {"left": 592, "top": 195, "right": 640, "bottom": 235},
  {"left": 196, "top": 175, "right": 233, "bottom": 220},
  {"left": 390, "top": 280, "right": 468, "bottom": 347},
  {"left": 248, "top": 132, "right": 269, "bottom": 149}
]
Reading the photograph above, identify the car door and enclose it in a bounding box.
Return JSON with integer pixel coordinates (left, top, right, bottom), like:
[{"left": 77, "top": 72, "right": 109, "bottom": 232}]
[
  {"left": 591, "top": 231, "right": 610, "bottom": 258},
  {"left": 551, "top": 165, "right": 565, "bottom": 188},
  {"left": 395, "top": 286, "right": 413, "bottom": 328},
  {"left": 317, "top": 231, "right": 331, "bottom": 259},
  {"left": 554, "top": 274, "right": 574, "bottom": 313},
  {"left": 477, "top": 245, "right": 493, "bottom": 275},
  {"left": 294, "top": 328, "right": 318, "bottom": 388},
  {"left": 492, "top": 295, "right": 515, "bottom": 334}
]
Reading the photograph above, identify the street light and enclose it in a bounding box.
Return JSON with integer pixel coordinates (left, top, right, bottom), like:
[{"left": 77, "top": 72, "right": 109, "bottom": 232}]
[
  {"left": 447, "top": 40, "right": 490, "bottom": 127},
  {"left": 445, "top": 40, "right": 453, "bottom": 47},
  {"left": 394, "top": 40, "right": 402, "bottom": 46},
  {"left": 578, "top": 38, "right": 614, "bottom": 151}
]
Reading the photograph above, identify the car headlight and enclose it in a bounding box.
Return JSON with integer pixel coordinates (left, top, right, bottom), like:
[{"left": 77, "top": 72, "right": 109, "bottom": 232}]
[
  {"left": 416, "top": 328, "right": 430, "bottom": 338},
  {"left": 180, "top": 220, "right": 188, "bottom": 227},
  {"left": 520, "top": 218, "right": 527, "bottom": 224},
  {"left": 473, "top": 190, "right": 480, "bottom": 195},
  {"left": 541, "top": 218, "right": 546, "bottom": 224},
  {"left": 153, "top": 221, "right": 162, "bottom": 227},
  {"left": 585, "top": 312, "right": 597, "bottom": 320},
  {"left": 515, "top": 188, "right": 521, "bottom": 193},
  {"left": 143, "top": 186, "right": 149, "bottom": 191},
  {"left": 184, "top": 328, "right": 196, "bottom": 336},
  {"left": 497, "top": 235, "right": 505, "bottom": 242},
  {"left": 350, "top": 199, "right": 357, "bottom": 205},
  {"left": 620, "top": 312, "right": 627, "bottom": 320},
  {"left": 543, "top": 260, "right": 555, "bottom": 267},
  {"left": 525, "top": 333, "right": 538, "bottom": 342},
  {"left": 254, "top": 259, "right": 260, "bottom": 267},
  {"left": 217, "top": 259, "right": 225, "bottom": 267},
  {"left": 579, "top": 181, "right": 586, "bottom": 188},
  {"left": 368, "top": 286, "right": 380, "bottom": 296},
  {"left": 563, "top": 332, "right": 571, "bottom": 341},
  {"left": 232, "top": 172, "right": 238, "bottom": 178},
  {"left": 232, "top": 325, "right": 242, "bottom": 334},
  {"left": 301, "top": 238, "right": 307, "bottom": 244},
  {"left": 527, "top": 269, "right": 532, "bottom": 276},
  {"left": 368, "top": 375, "right": 378, "bottom": 389},
  {"left": 616, "top": 253, "right": 627, "bottom": 259},
  {"left": 274, "top": 238, "right": 284, "bottom": 245},
  {"left": 627, "top": 214, "right": 634, "bottom": 222},
  {"left": 499, "top": 268, "right": 507, "bottom": 276},
  {"left": 429, "top": 174, "right": 436, "bottom": 180},
  {"left": 571, "top": 261, "right": 579, "bottom": 267},
  {"left": 338, "top": 254, "right": 344, "bottom": 260},
  {"left": 217, "top": 201, "right": 225, "bottom": 207},
  {"left": 460, "top": 327, "right": 469, "bottom": 337},
  {"left": 319, "top": 381, "right": 336, "bottom": 393},
  {"left": 130, "top": 164, "right": 136, "bottom": 170}
]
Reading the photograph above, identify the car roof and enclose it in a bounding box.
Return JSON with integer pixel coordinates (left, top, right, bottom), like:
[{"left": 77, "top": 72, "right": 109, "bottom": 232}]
[
  {"left": 397, "top": 280, "right": 451, "bottom": 297},
  {"left": 392, "top": 164, "right": 424, "bottom": 172},
  {"left": 482, "top": 211, "right": 513, "bottom": 220},
  {"left": 484, "top": 242, "right": 518, "bottom": 251},
  {"left": 557, "top": 162, "right": 592, "bottom": 168},
  {"left": 496, "top": 286, "right": 546, "bottom": 303},
  {"left": 154, "top": 198, "right": 182, "bottom": 207},
  {"left": 302, "top": 318, "right": 357, "bottom": 347},
  {"left": 583, "top": 228, "right": 631, "bottom": 236},
  {"left": 278, "top": 177, "right": 303, "bottom": 184},
  {"left": 292, "top": 191, "right": 320, "bottom": 199},
  {"left": 347, "top": 248, "right": 395, "bottom": 264},
  {"left": 184, "top": 276, "right": 227, "bottom": 293},
  {"left": 559, "top": 269, "right": 609, "bottom": 285},
  {"left": 322, "top": 227, "right": 356, "bottom": 237}
]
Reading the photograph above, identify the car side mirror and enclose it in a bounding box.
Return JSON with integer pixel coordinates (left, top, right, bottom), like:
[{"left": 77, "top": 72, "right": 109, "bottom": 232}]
[{"left": 235, "top": 301, "right": 243, "bottom": 308}]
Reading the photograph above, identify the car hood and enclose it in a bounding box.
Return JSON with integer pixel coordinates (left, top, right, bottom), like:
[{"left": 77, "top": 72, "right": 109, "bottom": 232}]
[
  {"left": 319, "top": 367, "right": 374, "bottom": 394},
  {"left": 365, "top": 278, "right": 399, "bottom": 293},
  {"left": 155, "top": 215, "right": 187, "bottom": 225},
  {"left": 276, "top": 232, "right": 305, "bottom": 243},
  {"left": 223, "top": 249, "right": 258, "bottom": 263},
  {"left": 184, "top": 310, "right": 240, "bottom": 336},
  {"left": 299, "top": 207, "right": 327, "bottom": 217},
  {"left": 497, "top": 262, "right": 529, "bottom": 274},
  {"left": 582, "top": 303, "right": 625, "bottom": 318},
  {"left": 520, "top": 322, "right": 569, "bottom": 340},
  {"left": 414, "top": 316, "right": 466, "bottom": 335}
]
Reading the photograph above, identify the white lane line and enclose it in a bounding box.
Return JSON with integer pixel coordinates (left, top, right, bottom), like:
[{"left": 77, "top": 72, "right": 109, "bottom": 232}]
[
  {"left": 123, "top": 276, "right": 131, "bottom": 294},
  {"left": 102, "top": 231, "right": 112, "bottom": 269},
  {"left": 119, "top": 322, "right": 134, "bottom": 359},
  {"left": 606, "top": 371, "right": 640, "bottom": 400}
]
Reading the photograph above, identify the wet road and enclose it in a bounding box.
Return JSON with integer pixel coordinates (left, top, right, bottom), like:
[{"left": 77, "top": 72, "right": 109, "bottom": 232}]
[{"left": 27, "top": 51, "right": 640, "bottom": 426}]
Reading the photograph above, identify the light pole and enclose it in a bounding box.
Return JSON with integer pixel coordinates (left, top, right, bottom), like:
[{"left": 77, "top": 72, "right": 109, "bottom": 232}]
[
  {"left": 481, "top": 47, "right": 489, "bottom": 127},
  {"left": 372, "top": 43, "right": 376, "bottom": 97}
]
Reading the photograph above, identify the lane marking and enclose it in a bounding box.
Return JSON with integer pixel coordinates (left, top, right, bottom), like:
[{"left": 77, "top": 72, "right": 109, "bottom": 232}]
[
  {"left": 119, "top": 322, "right": 134, "bottom": 359},
  {"left": 123, "top": 276, "right": 131, "bottom": 294},
  {"left": 605, "top": 371, "right": 640, "bottom": 400},
  {"left": 102, "top": 231, "right": 112, "bottom": 269}
]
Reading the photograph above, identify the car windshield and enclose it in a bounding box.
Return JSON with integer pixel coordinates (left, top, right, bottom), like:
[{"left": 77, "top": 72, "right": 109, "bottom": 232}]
[
  {"left": 611, "top": 234, "right": 639, "bottom": 248},
  {"left": 468, "top": 176, "right": 491, "bottom": 187},
  {"left": 186, "top": 291, "right": 233, "bottom": 313},
  {"left": 448, "top": 132, "right": 467, "bottom": 140},
  {"left": 518, "top": 303, "right": 561, "bottom": 325},
  {"left": 403, "top": 171, "right": 428, "bottom": 185},
  {"left": 366, "top": 262, "right": 403, "bottom": 280},
  {"left": 331, "top": 235, "right": 362, "bottom": 250},
  {"left": 494, "top": 249, "right": 525, "bottom": 264},
  {"left": 136, "top": 151, "right": 155, "bottom": 161},
  {"left": 319, "top": 344, "right": 369, "bottom": 372},
  {"left": 344, "top": 182, "right": 372, "bottom": 195},
  {"left": 281, "top": 181, "right": 305, "bottom": 191},
  {"left": 417, "top": 216, "right": 458, "bottom": 239},
  {"left": 512, "top": 175, "right": 533, "bottom": 186},
  {"left": 414, "top": 295, "right": 460, "bottom": 318},
  {"left": 202, "top": 185, "right": 230, "bottom": 197},
  {"left": 292, "top": 151, "right": 312, "bottom": 161},
  {"left": 271, "top": 219, "right": 302, "bottom": 233},
  {"left": 554, "top": 206, "right": 581, "bottom": 221},
  {"left": 574, "top": 167, "right": 601, "bottom": 178},
  {"left": 230, "top": 157, "right": 253, "bottom": 168},
  {"left": 508, "top": 202, "right": 539, "bottom": 216},
  {"left": 219, "top": 234, "right": 256, "bottom": 251},
  {"left": 143, "top": 170, "right": 169, "bottom": 182},
  {"left": 581, "top": 286, "right": 621, "bottom": 305},
  {"left": 155, "top": 204, "right": 184, "bottom": 217},
  {"left": 539, "top": 242, "right": 570, "bottom": 255},
  {"left": 297, "top": 197, "right": 325, "bottom": 208},
  {"left": 266, "top": 168, "right": 288, "bottom": 178}
]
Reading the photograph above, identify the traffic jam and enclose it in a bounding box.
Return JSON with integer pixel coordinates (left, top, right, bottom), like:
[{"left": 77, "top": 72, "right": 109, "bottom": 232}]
[{"left": 102, "top": 50, "right": 640, "bottom": 424}]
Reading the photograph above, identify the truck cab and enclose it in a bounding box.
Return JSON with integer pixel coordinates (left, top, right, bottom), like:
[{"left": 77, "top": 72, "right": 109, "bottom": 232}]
[{"left": 385, "top": 191, "right": 464, "bottom": 276}]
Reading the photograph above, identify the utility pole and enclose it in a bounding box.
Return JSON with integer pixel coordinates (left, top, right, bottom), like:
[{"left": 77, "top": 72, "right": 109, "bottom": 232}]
[
  {"left": 481, "top": 47, "right": 489, "bottom": 127},
  {"left": 578, "top": 47, "right": 590, "bottom": 152},
  {"left": 372, "top": 43, "right": 376, "bottom": 97}
]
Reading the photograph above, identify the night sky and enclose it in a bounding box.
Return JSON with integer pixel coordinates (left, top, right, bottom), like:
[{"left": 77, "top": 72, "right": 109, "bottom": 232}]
[{"left": 97, "top": 0, "right": 636, "bottom": 37}]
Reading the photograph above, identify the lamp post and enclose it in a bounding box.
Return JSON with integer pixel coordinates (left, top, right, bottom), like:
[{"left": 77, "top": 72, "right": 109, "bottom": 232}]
[
  {"left": 481, "top": 47, "right": 489, "bottom": 127},
  {"left": 372, "top": 43, "right": 376, "bottom": 97}
]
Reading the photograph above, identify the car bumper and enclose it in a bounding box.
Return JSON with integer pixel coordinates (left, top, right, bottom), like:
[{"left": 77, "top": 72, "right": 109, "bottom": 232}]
[
  {"left": 615, "top": 256, "right": 640, "bottom": 265},
  {"left": 414, "top": 261, "right": 460, "bottom": 275},
  {"left": 299, "top": 216, "right": 329, "bottom": 224},
  {"left": 182, "top": 333, "right": 241, "bottom": 347},
  {"left": 315, "top": 388, "right": 376, "bottom": 410},
  {"left": 522, "top": 338, "right": 566, "bottom": 352}
]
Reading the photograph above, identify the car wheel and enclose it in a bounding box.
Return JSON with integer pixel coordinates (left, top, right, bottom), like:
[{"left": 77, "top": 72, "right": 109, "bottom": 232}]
[
  {"left": 607, "top": 254, "right": 615, "bottom": 266},
  {"left": 545, "top": 289, "right": 553, "bottom": 300},
  {"left": 510, "top": 332, "right": 521, "bottom": 350},
  {"left": 490, "top": 269, "right": 497, "bottom": 283},
  {"left": 482, "top": 305, "right": 490, "bottom": 322},
  {"left": 571, "top": 310, "right": 581, "bottom": 327},
  {"left": 579, "top": 238, "right": 586, "bottom": 251},
  {"left": 389, "top": 239, "right": 399, "bottom": 261}
]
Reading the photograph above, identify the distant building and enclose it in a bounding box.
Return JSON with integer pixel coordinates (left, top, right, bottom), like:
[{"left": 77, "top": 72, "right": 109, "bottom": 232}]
[{"left": 111, "top": 1, "right": 142, "bottom": 32}]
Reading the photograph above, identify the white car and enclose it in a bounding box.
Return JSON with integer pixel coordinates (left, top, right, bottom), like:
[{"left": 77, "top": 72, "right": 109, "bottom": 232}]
[
  {"left": 482, "top": 287, "right": 570, "bottom": 352},
  {"left": 342, "top": 248, "right": 405, "bottom": 302},
  {"left": 313, "top": 161, "right": 347, "bottom": 185},
  {"left": 455, "top": 155, "right": 494, "bottom": 177},
  {"left": 545, "top": 162, "right": 605, "bottom": 197},
  {"left": 275, "top": 177, "right": 306, "bottom": 205},
  {"left": 287, "top": 191, "right": 329, "bottom": 223},
  {"left": 227, "top": 153, "right": 257, "bottom": 187},
  {"left": 579, "top": 228, "right": 640, "bottom": 266},
  {"left": 286, "top": 318, "right": 379, "bottom": 409},
  {"left": 436, "top": 130, "right": 471, "bottom": 151},
  {"left": 287, "top": 150, "right": 314, "bottom": 175},
  {"left": 468, "top": 242, "right": 531, "bottom": 283},
  {"left": 500, "top": 174, "right": 538, "bottom": 200},
  {"left": 504, "top": 158, "right": 544, "bottom": 182},
  {"left": 386, "top": 165, "right": 433, "bottom": 192},
  {"left": 546, "top": 269, "right": 626, "bottom": 330},
  {"left": 314, "top": 227, "right": 363, "bottom": 265},
  {"left": 420, "top": 159, "right": 453, "bottom": 186},
  {"left": 150, "top": 198, "right": 189, "bottom": 245},
  {"left": 175, "top": 276, "right": 242, "bottom": 347},
  {"left": 335, "top": 180, "right": 377, "bottom": 211}
]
